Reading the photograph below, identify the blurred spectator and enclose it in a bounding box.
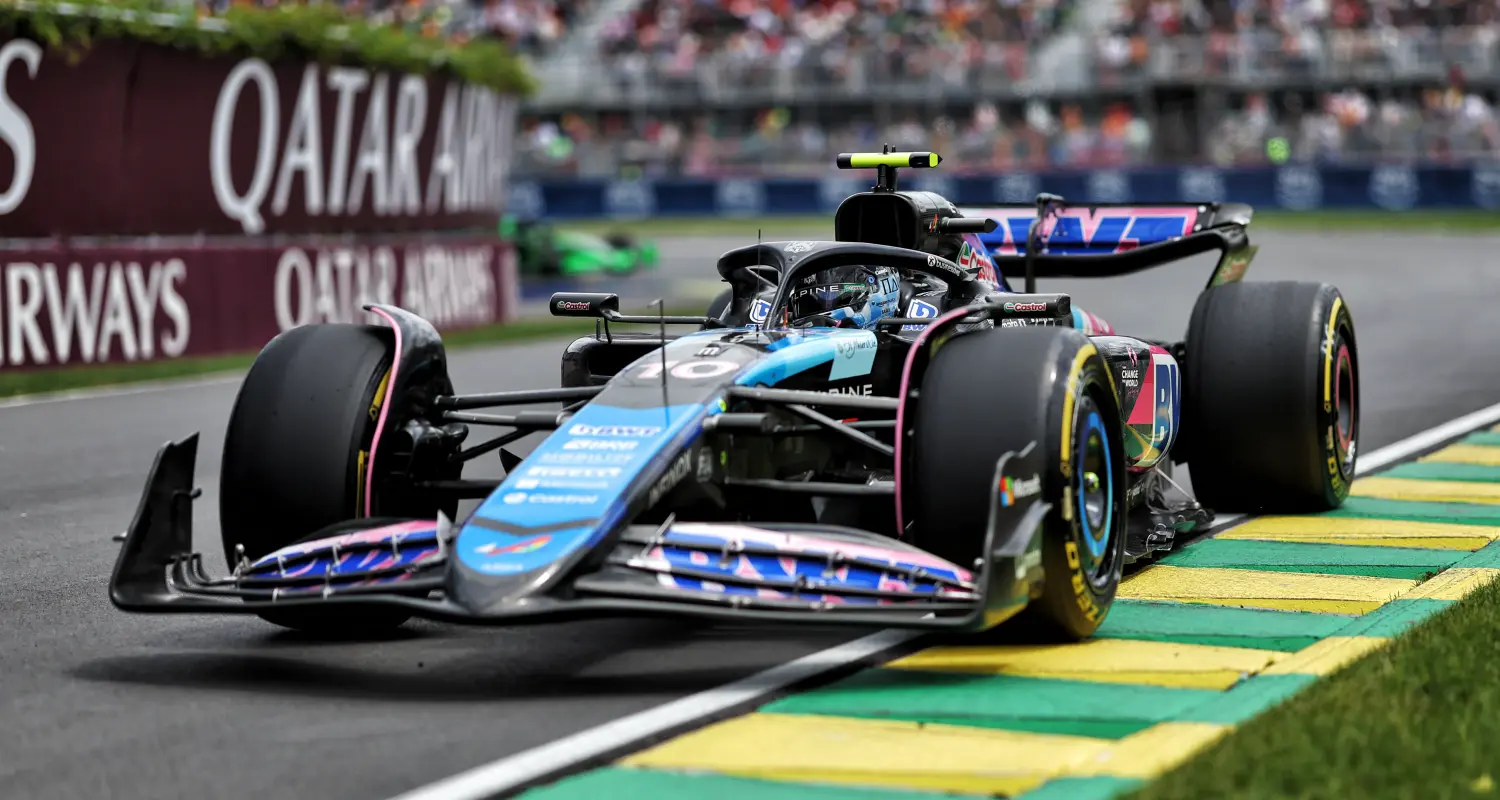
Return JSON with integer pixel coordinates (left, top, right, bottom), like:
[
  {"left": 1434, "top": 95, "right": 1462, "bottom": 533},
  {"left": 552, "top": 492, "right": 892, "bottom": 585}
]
[
  {"left": 513, "top": 98, "right": 1164, "bottom": 177},
  {"left": 595, "top": 0, "right": 1079, "bottom": 89},
  {"left": 1205, "top": 85, "right": 1500, "bottom": 164}
]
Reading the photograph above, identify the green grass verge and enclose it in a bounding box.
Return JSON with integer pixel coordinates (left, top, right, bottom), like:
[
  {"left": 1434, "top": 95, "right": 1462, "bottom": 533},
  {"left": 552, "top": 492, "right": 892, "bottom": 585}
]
[
  {"left": 1131, "top": 578, "right": 1500, "bottom": 800},
  {"left": 0, "top": 316, "right": 611, "bottom": 400},
  {"left": 558, "top": 210, "right": 1500, "bottom": 239}
]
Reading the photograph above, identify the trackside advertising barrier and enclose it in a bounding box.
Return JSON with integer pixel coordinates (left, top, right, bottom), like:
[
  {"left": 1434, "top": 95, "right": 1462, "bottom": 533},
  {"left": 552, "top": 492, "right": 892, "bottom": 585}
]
[
  {"left": 509, "top": 163, "right": 1500, "bottom": 219},
  {"left": 0, "top": 238, "right": 518, "bottom": 369},
  {"left": 0, "top": 32, "right": 522, "bottom": 370}
]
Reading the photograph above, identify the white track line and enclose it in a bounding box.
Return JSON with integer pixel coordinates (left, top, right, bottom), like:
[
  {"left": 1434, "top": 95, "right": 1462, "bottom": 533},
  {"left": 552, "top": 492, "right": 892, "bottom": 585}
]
[
  {"left": 383, "top": 402, "right": 1500, "bottom": 800},
  {"left": 1353, "top": 399, "right": 1500, "bottom": 474}
]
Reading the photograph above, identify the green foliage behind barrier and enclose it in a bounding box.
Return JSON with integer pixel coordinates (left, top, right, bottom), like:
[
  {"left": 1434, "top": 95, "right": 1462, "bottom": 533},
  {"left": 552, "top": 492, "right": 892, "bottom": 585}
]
[{"left": 0, "top": 0, "right": 536, "bottom": 95}]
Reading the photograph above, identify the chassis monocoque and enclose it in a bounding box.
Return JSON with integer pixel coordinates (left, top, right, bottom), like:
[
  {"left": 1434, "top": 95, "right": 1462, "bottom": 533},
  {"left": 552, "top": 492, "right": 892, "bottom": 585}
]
[{"left": 109, "top": 152, "right": 1360, "bottom": 642}]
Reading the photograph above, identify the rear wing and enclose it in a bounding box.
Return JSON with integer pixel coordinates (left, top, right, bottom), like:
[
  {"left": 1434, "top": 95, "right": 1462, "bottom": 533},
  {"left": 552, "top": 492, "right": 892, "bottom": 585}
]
[{"left": 960, "top": 201, "right": 1258, "bottom": 290}]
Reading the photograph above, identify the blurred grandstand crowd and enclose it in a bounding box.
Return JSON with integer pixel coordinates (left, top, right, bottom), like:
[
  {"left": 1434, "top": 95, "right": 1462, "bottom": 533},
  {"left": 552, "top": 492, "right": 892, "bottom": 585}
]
[{"left": 245, "top": 0, "right": 1499, "bottom": 176}]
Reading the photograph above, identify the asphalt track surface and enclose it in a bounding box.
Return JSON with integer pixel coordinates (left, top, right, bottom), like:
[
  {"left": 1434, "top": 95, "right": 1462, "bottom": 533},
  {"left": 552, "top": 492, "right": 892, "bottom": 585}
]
[{"left": 2, "top": 230, "right": 1497, "bottom": 800}]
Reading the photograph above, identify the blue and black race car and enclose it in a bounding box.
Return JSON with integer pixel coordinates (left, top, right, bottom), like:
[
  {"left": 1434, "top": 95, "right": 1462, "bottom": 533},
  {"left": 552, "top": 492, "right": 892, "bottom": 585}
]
[{"left": 108, "top": 150, "right": 1360, "bottom": 642}]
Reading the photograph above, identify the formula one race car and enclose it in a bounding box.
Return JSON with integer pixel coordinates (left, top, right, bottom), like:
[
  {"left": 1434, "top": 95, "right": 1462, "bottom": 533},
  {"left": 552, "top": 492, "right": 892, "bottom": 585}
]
[
  {"left": 501, "top": 214, "right": 658, "bottom": 277},
  {"left": 109, "top": 150, "right": 1359, "bottom": 642}
]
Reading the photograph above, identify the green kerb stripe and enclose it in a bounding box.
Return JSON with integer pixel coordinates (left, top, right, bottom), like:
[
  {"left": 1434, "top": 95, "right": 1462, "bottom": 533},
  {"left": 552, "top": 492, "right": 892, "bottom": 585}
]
[
  {"left": 1461, "top": 431, "right": 1500, "bottom": 446},
  {"left": 1158, "top": 538, "right": 1457, "bottom": 579},
  {"left": 516, "top": 767, "right": 958, "bottom": 799},
  {"left": 1380, "top": 461, "right": 1500, "bottom": 483},
  {"left": 1324, "top": 497, "right": 1500, "bottom": 525},
  {"left": 1454, "top": 539, "right": 1500, "bottom": 568},
  {"left": 763, "top": 670, "right": 1216, "bottom": 740},
  {"left": 1017, "top": 777, "right": 1146, "bottom": 800},
  {"left": 1171, "top": 674, "right": 1319, "bottom": 725},
  {"left": 1334, "top": 598, "right": 1453, "bottom": 638},
  {"left": 1097, "top": 598, "right": 1350, "bottom": 653}
]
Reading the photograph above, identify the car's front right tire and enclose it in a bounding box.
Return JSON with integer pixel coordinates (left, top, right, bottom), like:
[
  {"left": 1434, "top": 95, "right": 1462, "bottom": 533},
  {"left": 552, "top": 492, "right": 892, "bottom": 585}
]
[
  {"left": 219, "top": 323, "right": 414, "bottom": 635},
  {"left": 905, "top": 326, "right": 1127, "bottom": 641}
]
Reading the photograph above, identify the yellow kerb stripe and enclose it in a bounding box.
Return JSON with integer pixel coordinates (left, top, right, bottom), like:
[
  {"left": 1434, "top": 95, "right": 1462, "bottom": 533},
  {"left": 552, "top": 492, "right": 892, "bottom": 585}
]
[
  {"left": 1119, "top": 566, "right": 1417, "bottom": 615},
  {"left": 1219, "top": 516, "right": 1500, "bottom": 550},
  {"left": 1353, "top": 477, "right": 1500, "bottom": 505},
  {"left": 1261, "top": 636, "right": 1390, "bottom": 676},
  {"left": 619, "top": 712, "right": 1107, "bottom": 796},
  {"left": 1419, "top": 443, "right": 1500, "bottom": 467},
  {"left": 1402, "top": 567, "right": 1500, "bottom": 600},
  {"left": 885, "top": 638, "right": 1286, "bottom": 690},
  {"left": 1072, "top": 722, "right": 1234, "bottom": 780}
]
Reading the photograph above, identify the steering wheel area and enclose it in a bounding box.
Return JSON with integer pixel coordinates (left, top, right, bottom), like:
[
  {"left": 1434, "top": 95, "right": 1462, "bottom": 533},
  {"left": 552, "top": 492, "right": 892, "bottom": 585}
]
[{"left": 716, "top": 241, "right": 974, "bottom": 331}]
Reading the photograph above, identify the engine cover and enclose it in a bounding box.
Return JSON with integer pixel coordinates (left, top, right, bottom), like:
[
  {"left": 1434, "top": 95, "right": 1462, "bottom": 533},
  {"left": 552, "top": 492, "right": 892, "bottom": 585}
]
[{"left": 1092, "top": 336, "right": 1181, "bottom": 470}]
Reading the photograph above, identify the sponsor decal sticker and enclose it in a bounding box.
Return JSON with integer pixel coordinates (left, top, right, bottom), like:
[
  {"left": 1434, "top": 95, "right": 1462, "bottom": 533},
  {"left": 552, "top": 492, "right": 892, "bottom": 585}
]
[
  {"left": 538, "top": 452, "right": 636, "bottom": 465},
  {"left": 784, "top": 241, "right": 817, "bottom": 253},
  {"left": 1004, "top": 301, "right": 1048, "bottom": 312},
  {"left": 647, "top": 452, "right": 694, "bottom": 507},
  {"left": 834, "top": 335, "right": 877, "bottom": 359},
  {"left": 513, "top": 478, "right": 609, "bottom": 491},
  {"left": 749, "top": 297, "right": 771, "bottom": 324},
  {"left": 525, "top": 466, "right": 622, "bottom": 479},
  {"left": 562, "top": 439, "right": 639, "bottom": 451},
  {"left": 555, "top": 300, "right": 591, "bottom": 312},
  {"left": 475, "top": 534, "right": 551, "bottom": 556},
  {"left": 569, "top": 424, "right": 661, "bottom": 437},
  {"left": 823, "top": 383, "right": 874, "bottom": 395},
  {"left": 499, "top": 492, "right": 600, "bottom": 505},
  {"left": 902, "top": 298, "right": 939, "bottom": 331},
  {"left": 999, "top": 474, "right": 1043, "bottom": 507}
]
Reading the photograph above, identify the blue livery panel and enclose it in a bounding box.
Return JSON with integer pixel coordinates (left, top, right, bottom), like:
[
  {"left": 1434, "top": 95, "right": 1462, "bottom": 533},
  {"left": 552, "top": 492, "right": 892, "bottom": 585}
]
[
  {"left": 455, "top": 327, "right": 883, "bottom": 578},
  {"left": 962, "top": 206, "right": 1202, "bottom": 257}
]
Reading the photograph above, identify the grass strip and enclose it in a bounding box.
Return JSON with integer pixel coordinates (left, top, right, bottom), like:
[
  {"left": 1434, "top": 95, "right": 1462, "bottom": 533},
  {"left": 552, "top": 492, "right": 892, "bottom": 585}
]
[
  {"left": 556, "top": 210, "right": 1500, "bottom": 239},
  {"left": 0, "top": 316, "right": 606, "bottom": 400},
  {"left": 1129, "top": 577, "right": 1500, "bottom": 800}
]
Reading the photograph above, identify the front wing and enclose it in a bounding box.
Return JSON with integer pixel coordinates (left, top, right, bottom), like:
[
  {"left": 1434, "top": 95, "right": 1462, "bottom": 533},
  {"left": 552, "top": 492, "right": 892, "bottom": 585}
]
[{"left": 110, "top": 434, "right": 1051, "bottom": 632}]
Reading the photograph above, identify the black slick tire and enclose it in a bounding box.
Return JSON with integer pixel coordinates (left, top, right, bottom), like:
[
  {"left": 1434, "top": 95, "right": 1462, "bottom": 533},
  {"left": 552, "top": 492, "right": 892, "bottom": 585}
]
[
  {"left": 908, "top": 326, "right": 1127, "bottom": 641},
  {"left": 1182, "top": 281, "right": 1358, "bottom": 513},
  {"left": 219, "top": 323, "right": 412, "bottom": 634}
]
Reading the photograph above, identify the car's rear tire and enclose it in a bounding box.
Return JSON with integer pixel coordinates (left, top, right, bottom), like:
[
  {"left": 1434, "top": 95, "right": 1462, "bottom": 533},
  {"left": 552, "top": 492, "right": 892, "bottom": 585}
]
[
  {"left": 1182, "top": 281, "right": 1359, "bottom": 513},
  {"left": 219, "top": 323, "right": 414, "bottom": 634},
  {"left": 907, "top": 327, "right": 1127, "bottom": 641}
]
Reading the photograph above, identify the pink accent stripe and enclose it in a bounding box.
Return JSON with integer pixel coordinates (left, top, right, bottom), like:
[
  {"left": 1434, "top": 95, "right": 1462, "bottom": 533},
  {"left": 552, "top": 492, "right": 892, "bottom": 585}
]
[
  {"left": 364, "top": 307, "right": 403, "bottom": 518},
  {"left": 892, "top": 306, "right": 975, "bottom": 539},
  {"left": 670, "top": 523, "right": 974, "bottom": 579},
  {"left": 1126, "top": 363, "right": 1156, "bottom": 424},
  {"left": 260, "top": 519, "right": 438, "bottom": 563}
]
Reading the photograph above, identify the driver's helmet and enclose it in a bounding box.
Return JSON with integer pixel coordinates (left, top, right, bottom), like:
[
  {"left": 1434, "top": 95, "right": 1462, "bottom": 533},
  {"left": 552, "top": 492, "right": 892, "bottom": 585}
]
[{"left": 789, "top": 265, "right": 902, "bottom": 330}]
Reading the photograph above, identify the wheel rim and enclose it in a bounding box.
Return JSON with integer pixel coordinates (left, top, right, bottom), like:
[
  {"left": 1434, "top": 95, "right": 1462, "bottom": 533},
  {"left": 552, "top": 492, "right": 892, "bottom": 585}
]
[
  {"left": 1334, "top": 335, "right": 1357, "bottom": 476},
  {"left": 1075, "top": 400, "right": 1116, "bottom": 587}
]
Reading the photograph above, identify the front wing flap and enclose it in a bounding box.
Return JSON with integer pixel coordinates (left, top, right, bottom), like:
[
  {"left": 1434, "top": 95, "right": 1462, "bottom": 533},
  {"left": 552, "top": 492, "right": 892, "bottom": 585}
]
[{"left": 110, "top": 435, "right": 1049, "bottom": 632}]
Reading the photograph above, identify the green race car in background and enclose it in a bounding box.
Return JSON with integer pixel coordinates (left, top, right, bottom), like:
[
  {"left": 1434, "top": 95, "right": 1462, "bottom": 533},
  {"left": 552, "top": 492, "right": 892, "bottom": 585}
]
[{"left": 501, "top": 215, "right": 659, "bottom": 277}]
